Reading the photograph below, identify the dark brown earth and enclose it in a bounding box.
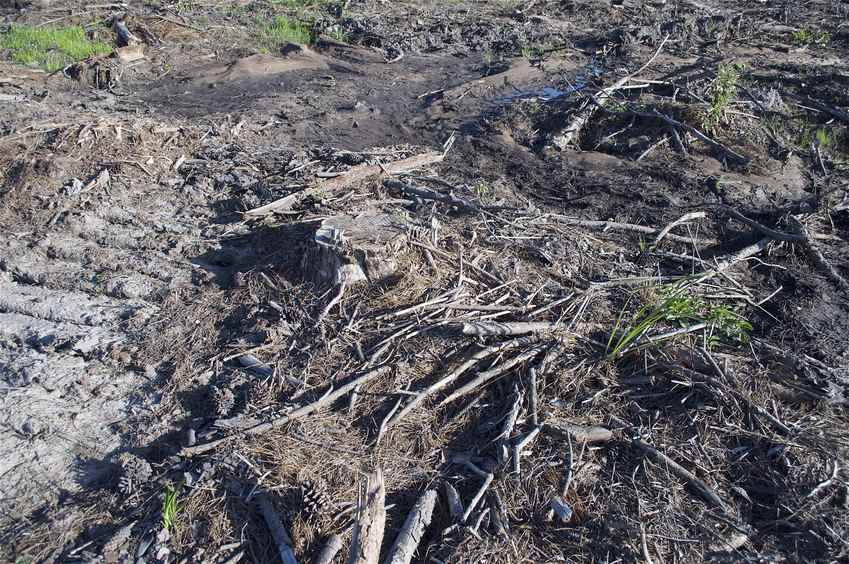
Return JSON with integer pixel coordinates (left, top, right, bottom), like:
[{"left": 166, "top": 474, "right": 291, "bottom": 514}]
[{"left": 1, "top": 0, "right": 849, "bottom": 563}]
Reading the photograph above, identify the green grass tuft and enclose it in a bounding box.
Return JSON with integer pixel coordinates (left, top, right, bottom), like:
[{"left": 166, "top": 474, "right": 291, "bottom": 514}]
[
  {"left": 607, "top": 286, "right": 751, "bottom": 360},
  {"left": 259, "top": 15, "right": 313, "bottom": 48},
  {"left": 0, "top": 25, "right": 112, "bottom": 72},
  {"left": 161, "top": 484, "right": 179, "bottom": 531}
]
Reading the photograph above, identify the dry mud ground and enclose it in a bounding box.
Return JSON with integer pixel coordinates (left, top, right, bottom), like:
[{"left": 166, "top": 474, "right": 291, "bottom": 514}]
[{"left": 1, "top": 0, "right": 849, "bottom": 562}]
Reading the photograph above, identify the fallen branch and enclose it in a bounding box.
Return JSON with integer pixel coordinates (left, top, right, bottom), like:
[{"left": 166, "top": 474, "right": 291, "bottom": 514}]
[
  {"left": 385, "top": 337, "right": 535, "bottom": 431},
  {"left": 498, "top": 386, "right": 523, "bottom": 464},
  {"left": 653, "top": 211, "right": 707, "bottom": 246},
  {"left": 511, "top": 427, "right": 540, "bottom": 476},
  {"left": 181, "top": 365, "right": 392, "bottom": 456},
  {"left": 549, "top": 215, "right": 711, "bottom": 245},
  {"left": 442, "top": 481, "right": 464, "bottom": 523},
  {"left": 439, "top": 345, "right": 546, "bottom": 406},
  {"left": 383, "top": 490, "right": 437, "bottom": 564},
  {"left": 245, "top": 151, "right": 444, "bottom": 217},
  {"left": 716, "top": 205, "right": 806, "bottom": 242},
  {"left": 543, "top": 423, "right": 614, "bottom": 444},
  {"left": 348, "top": 469, "right": 386, "bottom": 564},
  {"left": 553, "top": 35, "right": 669, "bottom": 148},
  {"left": 633, "top": 439, "right": 728, "bottom": 513},
  {"left": 461, "top": 473, "right": 494, "bottom": 524},
  {"left": 788, "top": 217, "right": 849, "bottom": 295}
]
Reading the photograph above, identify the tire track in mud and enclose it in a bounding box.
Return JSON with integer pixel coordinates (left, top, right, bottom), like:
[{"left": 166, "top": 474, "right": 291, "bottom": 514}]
[{"left": 0, "top": 151, "right": 223, "bottom": 521}]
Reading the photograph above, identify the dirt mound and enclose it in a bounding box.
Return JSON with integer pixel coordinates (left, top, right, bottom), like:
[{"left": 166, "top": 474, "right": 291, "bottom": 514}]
[{"left": 192, "top": 47, "right": 328, "bottom": 85}]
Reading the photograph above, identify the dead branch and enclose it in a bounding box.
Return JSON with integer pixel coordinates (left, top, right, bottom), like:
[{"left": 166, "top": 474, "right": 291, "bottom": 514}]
[
  {"left": 528, "top": 365, "right": 539, "bottom": 427},
  {"left": 315, "top": 534, "right": 344, "bottom": 564},
  {"left": 442, "top": 482, "right": 464, "bottom": 523},
  {"left": 787, "top": 217, "right": 849, "bottom": 295},
  {"left": 553, "top": 35, "right": 669, "bottom": 148},
  {"left": 439, "top": 345, "right": 546, "bottom": 406},
  {"left": 255, "top": 494, "right": 298, "bottom": 564},
  {"left": 462, "top": 473, "right": 494, "bottom": 524},
  {"left": 498, "top": 386, "right": 523, "bottom": 464},
  {"left": 637, "top": 109, "right": 751, "bottom": 165},
  {"left": 348, "top": 468, "right": 386, "bottom": 564},
  {"left": 549, "top": 214, "right": 712, "bottom": 245},
  {"left": 385, "top": 337, "right": 535, "bottom": 431},
  {"left": 245, "top": 151, "right": 444, "bottom": 217},
  {"left": 633, "top": 439, "right": 729, "bottom": 513},
  {"left": 716, "top": 205, "right": 806, "bottom": 242},
  {"left": 653, "top": 211, "right": 707, "bottom": 246},
  {"left": 383, "top": 490, "right": 437, "bottom": 564},
  {"left": 511, "top": 427, "right": 540, "bottom": 476},
  {"left": 181, "top": 365, "right": 392, "bottom": 456}
]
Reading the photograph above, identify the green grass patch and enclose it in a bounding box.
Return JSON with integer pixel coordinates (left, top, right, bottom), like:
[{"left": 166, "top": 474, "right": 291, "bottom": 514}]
[
  {"left": 259, "top": 15, "right": 313, "bottom": 48},
  {"left": 0, "top": 25, "right": 112, "bottom": 72},
  {"left": 607, "top": 286, "right": 751, "bottom": 360},
  {"left": 791, "top": 28, "right": 830, "bottom": 47}
]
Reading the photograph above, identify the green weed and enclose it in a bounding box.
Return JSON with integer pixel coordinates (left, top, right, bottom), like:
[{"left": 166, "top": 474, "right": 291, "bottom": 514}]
[
  {"left": 703, "top": 63, "right": 741, "bottom": 131},
  {"left": 791, "top": 28, "right": 830, "bottom": 47},
  {"left": 473, "top": 181, "right": 492, "bottom": 201},
  {"left": 0, "top": 25, "right": 112, "bottom": 72},
  {"left": 161, "top": 484, "right": 179, "bottom": 531},
  {"left": 326, "top": 27, "right": 348, "bottom": 43},
  {"left": 607, "top": 287, "right": 751, "bottom": 360},
  {"left": 259, "top": 15, "right": 313, "bottom": 48}
]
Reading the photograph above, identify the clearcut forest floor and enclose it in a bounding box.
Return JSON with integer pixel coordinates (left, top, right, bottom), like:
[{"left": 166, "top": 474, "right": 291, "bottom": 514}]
[{"left": 1, "top": 0, "right": 849, "bottom": 563}]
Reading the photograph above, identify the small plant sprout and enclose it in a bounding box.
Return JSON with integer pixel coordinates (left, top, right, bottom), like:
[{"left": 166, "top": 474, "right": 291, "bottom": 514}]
[
  {"left": 703, "top": 63, "right": 741, "bottom": 132},
  {"left": 161, "top": 483, "right": 179, "bottom": 531}
]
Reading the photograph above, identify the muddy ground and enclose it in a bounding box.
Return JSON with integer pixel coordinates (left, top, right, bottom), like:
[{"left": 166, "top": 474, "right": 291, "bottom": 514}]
[{"left": 1, "top": 0, "right": 849, "bottom": 562}]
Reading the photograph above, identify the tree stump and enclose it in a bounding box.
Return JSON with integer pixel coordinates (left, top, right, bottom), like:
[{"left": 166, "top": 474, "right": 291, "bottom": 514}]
[{"left": 308, "top": 213, "right": 407, "bottom": 286}]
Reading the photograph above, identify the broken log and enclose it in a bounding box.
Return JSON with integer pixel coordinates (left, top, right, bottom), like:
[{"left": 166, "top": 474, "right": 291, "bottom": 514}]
[
  {"left": 315, "top": 534, "right": 344, "bottom": 564},
  {"left": 383, "top": 490, "right": 437, "bottom": 564},
  {"left": 348, "top": 468, "right": 386, "bottom": 564},
  {"left": 543, "top": 423, "right": 614, "bottom": 444}
]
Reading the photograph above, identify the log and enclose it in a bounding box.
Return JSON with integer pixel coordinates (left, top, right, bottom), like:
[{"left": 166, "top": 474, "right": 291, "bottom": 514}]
[
  {"left": 315, "top": 534, "right": 344, "bottom": 564},
  {"left": 383, "top": 490, "right": 437, "bottom": 564},
  {"left": 256, "top": 494, "right": 298, "bottom": 564},
  {"left": 307, "top": 213, "right": 407, "bottom": 286},
  {"left": 244, "top": 151, "right": 444, "bottom": 217},
  {"left": 348, "top": 469, "right": 386, "bottom": 564},
  {"left": 543, "top": 423, "right": 614, "bottom": 444}
]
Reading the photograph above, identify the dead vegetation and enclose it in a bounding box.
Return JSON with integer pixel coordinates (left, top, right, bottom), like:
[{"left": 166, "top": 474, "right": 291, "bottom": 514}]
[{"left": 1, "top": 0, "right": 849, "bottom": 563}]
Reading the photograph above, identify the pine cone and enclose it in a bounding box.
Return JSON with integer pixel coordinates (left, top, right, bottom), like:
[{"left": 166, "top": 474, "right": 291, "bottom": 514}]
[
  {"left": 211, "top": 386, "right": 235, "bottom": 416},
  {"left": 300, "top": 480, "right": 330, "bottom": 518},
  {"left": 247, "top": 379, "right": 276, "bottom": 408},
  {"left": 116, "top": 453, "right": 152, "bottom": 495}
]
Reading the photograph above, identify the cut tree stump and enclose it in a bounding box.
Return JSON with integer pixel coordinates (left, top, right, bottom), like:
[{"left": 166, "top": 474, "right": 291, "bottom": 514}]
[{"left": 307, "top": 213, "right": 407, "bottom": 286}]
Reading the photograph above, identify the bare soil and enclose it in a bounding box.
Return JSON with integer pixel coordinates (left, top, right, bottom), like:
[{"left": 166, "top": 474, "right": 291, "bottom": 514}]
[{"left": 1, "top": 0, "right": 849, "bottom": 563}]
